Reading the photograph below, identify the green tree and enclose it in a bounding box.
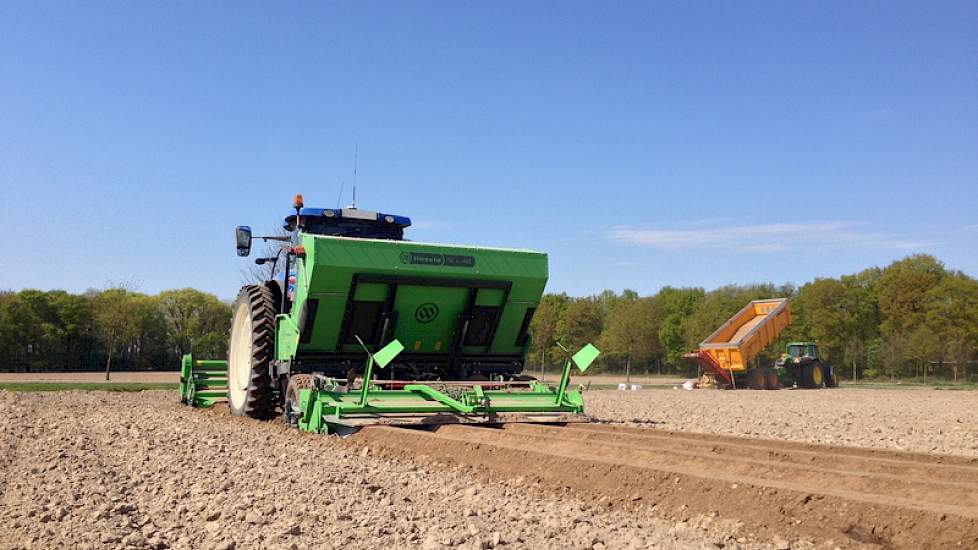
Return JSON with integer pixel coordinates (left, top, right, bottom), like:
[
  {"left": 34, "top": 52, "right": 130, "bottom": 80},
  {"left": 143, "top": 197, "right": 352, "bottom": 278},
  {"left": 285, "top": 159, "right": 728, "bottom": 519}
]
[
  {"left": 528, "top": 293, "right": 570, "bottom": 373},
  {"left": 655, "top": 287, "right": 705, "bottom": 369},
  {"left": 922, "top": 273, "right": 978, "bottom": 372},
  {"left": 557, "top": 297, "right": 603, "bottom": 358},
  {"left": 878, "top": 254, "right": 946, "bottom": 336},
  {"left": 158, "top": 288, "right": 231, "bottom": 358},
  {"left": 129, "top": 294, "right": 168, "bottom": 370},
  {"left": 599, "top": 296, "right": 660, "bottom": 379},
  {"left": 0, "top": 292, "right": 44, "bottom": 371},
  {"left": 792, "top": 278, "right": 858, "bottom": 362},
  {"left": 91, "top": 288, "right": 144, "bottom": 380}
]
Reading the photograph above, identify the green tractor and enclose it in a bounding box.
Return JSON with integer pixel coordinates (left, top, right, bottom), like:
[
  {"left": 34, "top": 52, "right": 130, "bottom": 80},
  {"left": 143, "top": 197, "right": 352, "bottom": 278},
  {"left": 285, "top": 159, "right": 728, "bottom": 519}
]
[
  {"left": 774, "top": 342, "right": 839, "bottom": 389},
  {"left": 180, "top": 195, "right": 599, "bottom": 434}
]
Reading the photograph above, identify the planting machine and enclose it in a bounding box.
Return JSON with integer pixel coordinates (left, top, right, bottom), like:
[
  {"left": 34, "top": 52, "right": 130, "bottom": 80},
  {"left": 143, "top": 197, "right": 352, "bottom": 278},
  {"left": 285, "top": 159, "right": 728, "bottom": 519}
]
[{"left": 180, "top": 195, "right": 599, "bottom": 433}]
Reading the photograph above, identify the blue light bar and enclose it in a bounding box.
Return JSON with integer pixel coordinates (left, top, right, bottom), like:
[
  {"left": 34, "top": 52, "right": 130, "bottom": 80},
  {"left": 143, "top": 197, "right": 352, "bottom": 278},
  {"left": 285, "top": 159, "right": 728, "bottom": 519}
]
[{"left": 290, "top": 207, "right": 412, "bottom": 227}]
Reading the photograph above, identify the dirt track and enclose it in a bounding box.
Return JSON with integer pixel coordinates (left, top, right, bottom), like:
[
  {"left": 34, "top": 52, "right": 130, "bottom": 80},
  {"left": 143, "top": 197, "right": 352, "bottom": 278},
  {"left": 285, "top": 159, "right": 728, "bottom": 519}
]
[{"left": 3, "top": 389, "right": 978, "bottom": 549}]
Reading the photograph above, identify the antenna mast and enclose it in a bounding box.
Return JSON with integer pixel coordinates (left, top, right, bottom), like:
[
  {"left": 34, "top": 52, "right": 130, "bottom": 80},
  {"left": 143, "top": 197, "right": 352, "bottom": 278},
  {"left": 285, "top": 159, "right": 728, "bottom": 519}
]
[
  {"left": 352, "top": 144, "right": 358, "bottom": 209},
  {"left": 336, "top": 180, "right": 345, "bottom": 208}
]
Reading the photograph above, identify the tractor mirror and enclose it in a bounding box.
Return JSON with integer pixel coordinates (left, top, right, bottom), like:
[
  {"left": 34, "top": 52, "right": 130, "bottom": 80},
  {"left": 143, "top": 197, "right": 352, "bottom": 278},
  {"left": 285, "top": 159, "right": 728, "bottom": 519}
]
[{"left": 235, "top": 226, "right": 252, "bottom": 257}]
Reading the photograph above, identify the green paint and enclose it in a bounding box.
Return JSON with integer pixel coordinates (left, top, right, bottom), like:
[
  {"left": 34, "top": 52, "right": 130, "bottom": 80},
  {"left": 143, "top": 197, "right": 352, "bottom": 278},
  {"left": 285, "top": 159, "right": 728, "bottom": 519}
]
[
  {"left": 293, "top": 342, "right": 600, "bottom": 434},
  {"left": 179, "top": 354, "right": 228, "bottom": 407},
  {"left": 286, "top": 233, "right": 547, "bottom": 362},
  {"left": 372, "top": 340, "right": 405, "bottom": 369},
  {"left": 572, "top": 343, "right": 601, "bottom": 372}
]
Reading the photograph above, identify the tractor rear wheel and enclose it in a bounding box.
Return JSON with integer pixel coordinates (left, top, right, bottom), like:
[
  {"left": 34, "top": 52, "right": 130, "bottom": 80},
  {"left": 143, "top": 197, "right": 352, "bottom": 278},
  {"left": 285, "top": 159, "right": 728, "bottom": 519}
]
[
  {"left": 764, "top": 368, "right": 780, "bottom": 390},
  {"left": 284, "top": 374, "right": 316, "bottom": 427},
  {"left": 800, "top": 362, "right": 824, "bottom": 389},
  {"left": 227, "top": 284, "right": 278, "bottom": 419},
  {"left": 747, "top": 368, "right": 766, "bottom": 390}
]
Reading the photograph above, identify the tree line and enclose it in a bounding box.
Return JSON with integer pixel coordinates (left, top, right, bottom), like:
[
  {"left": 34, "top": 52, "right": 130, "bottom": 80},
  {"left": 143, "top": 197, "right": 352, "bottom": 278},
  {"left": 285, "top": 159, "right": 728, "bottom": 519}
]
[
  {"left": 0, "top": 288, "right": 229, "bottom": 373},
  {"left": 2, "top": 254, "right": 976, "bottom": 380},
  {"left": 528, "top": 254, "right": 978, "bottom": 381}
]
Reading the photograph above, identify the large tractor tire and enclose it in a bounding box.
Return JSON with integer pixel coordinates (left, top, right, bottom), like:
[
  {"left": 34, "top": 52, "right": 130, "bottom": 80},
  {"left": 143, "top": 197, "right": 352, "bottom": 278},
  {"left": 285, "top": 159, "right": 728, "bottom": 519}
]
[
  {"left": 746, "top": 368, "right": 766, "bottom": 390},
  {"left": 799, "top": 362, "right": 824, "bottom": 389},
  {"left": 764, "top": 368, "right": 780, "bottom": 390},
  {"left": 227, "top": 284, "right": 279, "bottom": 419}
]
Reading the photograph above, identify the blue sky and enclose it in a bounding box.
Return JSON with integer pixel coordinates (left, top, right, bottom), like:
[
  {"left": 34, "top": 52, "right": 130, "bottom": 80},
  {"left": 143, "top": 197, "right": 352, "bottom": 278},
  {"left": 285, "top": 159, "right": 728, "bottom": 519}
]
[{"left": 1, "top": 1, "right": 976, "bottom": 300}]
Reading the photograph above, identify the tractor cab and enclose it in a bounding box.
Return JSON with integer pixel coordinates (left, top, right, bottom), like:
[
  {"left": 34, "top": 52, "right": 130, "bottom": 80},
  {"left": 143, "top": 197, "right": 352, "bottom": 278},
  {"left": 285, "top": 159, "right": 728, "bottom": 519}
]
[
  {"left": 786, "top": 342, "right": 820, "bottom": 361},
  {"left": 284, "top": 207, "right": 411, "bottom": 241}
]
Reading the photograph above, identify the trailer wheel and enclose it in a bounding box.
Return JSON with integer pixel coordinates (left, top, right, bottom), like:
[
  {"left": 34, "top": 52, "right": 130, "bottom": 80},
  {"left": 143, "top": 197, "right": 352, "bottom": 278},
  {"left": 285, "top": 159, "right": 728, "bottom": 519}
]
[
  {"left": 746, "top": 368, "right": 766, "bottom": 390},
  {"left": 764, "top": 368, "right": 780, "bottom": 390},
  {"left": 800, "top": 362, "right": 824, "bottom": 389},
  {"left": 824, "top": 366, "right": 839, "bottom": 388},
  {"left": 227, "top": 284, "right": 278, "bottom": 419},
  {"left": 284, "top": 374, "right": 315, "bottom": 426}
]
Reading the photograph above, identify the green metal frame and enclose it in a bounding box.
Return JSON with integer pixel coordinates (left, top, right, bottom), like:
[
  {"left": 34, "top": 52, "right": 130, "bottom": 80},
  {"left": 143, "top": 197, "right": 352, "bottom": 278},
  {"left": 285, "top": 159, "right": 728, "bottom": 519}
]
[
  {"left": 179, "top": 355, "right": 229, "bottom": 407},
  {"left": 179, "top": 341, "right": 600, "bottom": 433},
  {"left": 296, "top": 340, "right": 600, "bottom": 434}
]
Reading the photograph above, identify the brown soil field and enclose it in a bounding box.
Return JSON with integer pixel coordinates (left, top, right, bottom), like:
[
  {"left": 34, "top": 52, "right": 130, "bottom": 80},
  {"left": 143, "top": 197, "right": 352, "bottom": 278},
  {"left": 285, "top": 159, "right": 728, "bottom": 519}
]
[
  {"left": 2, "top": 388, "right": 977, "bottom": 549},
  {"left": 585, "top": 387, "right": 978, "bottom": 456},
  {"left": 1, "top": 391, "right": 769, "bottom": 550},
  {"left": 0, "top": 372, "right": 179, "bottom": 383}
]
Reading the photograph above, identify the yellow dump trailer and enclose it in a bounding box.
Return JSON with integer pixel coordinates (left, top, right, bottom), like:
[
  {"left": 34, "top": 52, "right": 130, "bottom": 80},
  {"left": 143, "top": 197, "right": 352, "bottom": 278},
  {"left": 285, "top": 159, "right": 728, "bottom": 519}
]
[
  {"left": 687, "top": 298, "right": 791, "bottom": 389},
  {"left": 699, "top": 299, "right": 791, "bottom": 372}
]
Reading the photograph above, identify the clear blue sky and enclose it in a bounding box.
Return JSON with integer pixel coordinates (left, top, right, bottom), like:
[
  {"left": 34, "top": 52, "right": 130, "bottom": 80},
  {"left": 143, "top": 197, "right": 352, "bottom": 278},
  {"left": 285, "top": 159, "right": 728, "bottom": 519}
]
[{"left": 2, "top": 1, "right": 976, "bottom": 300}]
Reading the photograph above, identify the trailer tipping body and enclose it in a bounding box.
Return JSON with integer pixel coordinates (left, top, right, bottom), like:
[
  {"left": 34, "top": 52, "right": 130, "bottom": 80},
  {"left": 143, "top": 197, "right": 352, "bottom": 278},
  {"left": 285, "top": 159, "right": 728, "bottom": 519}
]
[{"left": 697, "top": 298, "right": 791, "bottom": 374}]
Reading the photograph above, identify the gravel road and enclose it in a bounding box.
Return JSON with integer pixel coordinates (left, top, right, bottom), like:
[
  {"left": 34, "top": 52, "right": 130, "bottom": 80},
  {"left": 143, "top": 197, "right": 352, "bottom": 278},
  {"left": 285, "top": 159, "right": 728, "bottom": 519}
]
[
  {"left": 586, "top": 387, "right": 978, "bottom": 456},
  {"left": 1, "top": 391, "right": 777, "bottom": 550}
]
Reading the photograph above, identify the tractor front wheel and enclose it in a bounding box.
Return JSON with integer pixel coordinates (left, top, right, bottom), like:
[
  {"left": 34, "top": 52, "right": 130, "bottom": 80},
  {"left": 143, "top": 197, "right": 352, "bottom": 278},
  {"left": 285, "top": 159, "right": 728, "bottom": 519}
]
[{"left": 227, "top": 284, "right": 278, "bottom": 419}]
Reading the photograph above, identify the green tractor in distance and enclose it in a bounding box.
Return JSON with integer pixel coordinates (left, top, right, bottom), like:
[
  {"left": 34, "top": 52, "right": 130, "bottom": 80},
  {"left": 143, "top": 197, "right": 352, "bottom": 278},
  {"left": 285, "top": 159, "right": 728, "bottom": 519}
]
[
  {"left": 775, "top": 342, "right": 839, "bottom": 389},
  {"left": 180, "top": 195, "right": 599, "bottom": 434}
]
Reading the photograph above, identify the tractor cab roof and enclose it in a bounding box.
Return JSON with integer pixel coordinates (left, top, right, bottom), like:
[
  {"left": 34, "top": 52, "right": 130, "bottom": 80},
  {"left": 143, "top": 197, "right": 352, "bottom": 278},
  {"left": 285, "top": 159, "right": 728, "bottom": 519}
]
[{"left": 284, "top": 207, "right": 412, "bottom": 241}]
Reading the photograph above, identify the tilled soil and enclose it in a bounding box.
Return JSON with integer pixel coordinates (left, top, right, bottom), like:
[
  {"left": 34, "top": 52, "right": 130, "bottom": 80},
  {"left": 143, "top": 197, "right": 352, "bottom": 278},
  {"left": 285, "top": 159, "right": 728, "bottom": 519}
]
[
  {"left": 5, "top": 389, "right": 977, "bottom": 550},
  {"left": 359, "top": 423, "right": 978, "bottom": 549},
  {"left": 586, "top": 387, "right": 978, "bottom": 457},
  {"left": 0, "top": 372, "right": 178, "bottom": 383},
  {"left": 1, "top": 391, "right": 775, "bottom": 550}
]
